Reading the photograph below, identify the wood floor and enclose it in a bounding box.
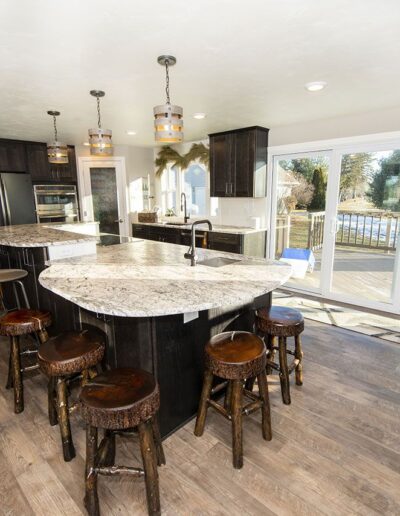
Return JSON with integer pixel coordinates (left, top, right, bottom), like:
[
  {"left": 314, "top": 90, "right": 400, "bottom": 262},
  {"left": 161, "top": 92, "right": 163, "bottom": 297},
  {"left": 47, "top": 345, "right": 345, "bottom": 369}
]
[{"left": 1, "top": 320, "right": 400, "bottom": 515}]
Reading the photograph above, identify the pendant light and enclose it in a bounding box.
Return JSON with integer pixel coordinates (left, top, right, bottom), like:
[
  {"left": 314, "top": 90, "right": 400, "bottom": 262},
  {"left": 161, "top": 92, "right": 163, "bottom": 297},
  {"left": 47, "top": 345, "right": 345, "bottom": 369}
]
[
  {"left": 88, "top": 90, "right": 113, "bottom": 156},
  {"left": 47, "top": 111, "right": 68, "bottom": 164},
  {"left": 154, "top": 55, "right": 183, "bottom": 143}
]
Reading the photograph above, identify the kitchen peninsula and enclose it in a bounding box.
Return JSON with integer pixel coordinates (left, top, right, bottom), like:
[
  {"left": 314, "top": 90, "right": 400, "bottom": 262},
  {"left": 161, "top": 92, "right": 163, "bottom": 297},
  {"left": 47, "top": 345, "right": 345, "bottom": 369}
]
[{"left": 0, "top": 223, "right": 291, "bottom": 436}]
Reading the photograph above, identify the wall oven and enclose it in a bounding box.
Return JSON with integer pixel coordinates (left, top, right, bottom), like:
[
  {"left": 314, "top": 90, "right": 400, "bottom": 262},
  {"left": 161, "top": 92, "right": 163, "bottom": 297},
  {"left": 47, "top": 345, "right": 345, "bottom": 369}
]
[{"left": 34, "top": 184, "right": 79, "bottom": 223}]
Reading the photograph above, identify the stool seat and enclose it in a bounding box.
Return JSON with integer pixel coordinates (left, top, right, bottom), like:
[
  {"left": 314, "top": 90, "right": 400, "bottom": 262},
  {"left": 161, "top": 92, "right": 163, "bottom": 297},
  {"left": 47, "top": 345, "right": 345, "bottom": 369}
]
[
  {"left": 80, "top": 368, "right": 160, "bottom": 430},
  {"left": 256, "top": 306, "right": 304, "bottom": 337},
  {"left": 0, "top": 308, "right": 52, "bottom": 336},
  {"left": 205, "top": 331, "right": 266, "bottom": 380},
  {"left": 38, "top": 330, "right": 105, "bottom": 376},
  {"left": 0, "top": 269, "right": 28, "bottom": 283}
]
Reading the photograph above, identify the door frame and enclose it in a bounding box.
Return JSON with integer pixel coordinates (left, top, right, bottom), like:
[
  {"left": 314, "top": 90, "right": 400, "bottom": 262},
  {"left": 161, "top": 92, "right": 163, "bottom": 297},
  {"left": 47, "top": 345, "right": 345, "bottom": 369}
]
[
  {"left": 268, "top": 132, "right": 400, "bottom": 315},
  {"left": 78, "top": 156, "right": 130, "bottom": 236}
]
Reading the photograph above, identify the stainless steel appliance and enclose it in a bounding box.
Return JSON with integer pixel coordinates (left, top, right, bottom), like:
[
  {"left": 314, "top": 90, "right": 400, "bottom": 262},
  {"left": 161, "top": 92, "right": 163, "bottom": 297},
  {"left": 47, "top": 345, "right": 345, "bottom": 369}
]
[
  {"left": 34, "top": 184, "right": 79, "bottom": 223},
  {"left": 0, "top": 173, "right": 36, "bottom": 226}
]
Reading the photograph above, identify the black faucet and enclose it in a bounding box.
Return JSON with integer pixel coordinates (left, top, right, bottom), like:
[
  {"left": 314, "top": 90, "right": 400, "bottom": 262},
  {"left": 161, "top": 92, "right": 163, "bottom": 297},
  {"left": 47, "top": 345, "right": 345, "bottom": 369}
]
[
  {"left": 184, "top": 219, "right": 213, "bottom": 266},
  {"left": 181, "top": 192, "right": 190, "bottom": 223}
]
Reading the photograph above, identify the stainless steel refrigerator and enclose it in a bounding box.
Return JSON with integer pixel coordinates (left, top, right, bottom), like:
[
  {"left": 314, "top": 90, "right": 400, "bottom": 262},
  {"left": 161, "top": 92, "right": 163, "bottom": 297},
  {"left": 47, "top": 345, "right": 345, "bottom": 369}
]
[{"left": 0, "top": 173, "right": 36, "bottom": 226}]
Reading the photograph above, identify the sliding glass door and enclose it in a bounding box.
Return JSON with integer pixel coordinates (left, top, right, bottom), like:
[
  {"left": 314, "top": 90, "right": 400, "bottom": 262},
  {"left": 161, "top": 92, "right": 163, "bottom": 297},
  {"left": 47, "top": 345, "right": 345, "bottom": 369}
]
[
  {"left": 271, "top": 144, "right": 400, "bottom": 314},
  {"left": 271, "top": 151, "right": 332, "bottom": 293}
]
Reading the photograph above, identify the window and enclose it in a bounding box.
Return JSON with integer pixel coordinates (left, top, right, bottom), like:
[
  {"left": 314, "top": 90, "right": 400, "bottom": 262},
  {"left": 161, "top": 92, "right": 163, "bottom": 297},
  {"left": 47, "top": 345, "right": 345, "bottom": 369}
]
[
  {"left": 183, "top": 164, "right": 207, "bottom": 216},
  {"left": 159, "top": 163, "right": 211, "bottom": 217},
  {"left": 160, "top": 166, "right": 178, "bottom": 215}
]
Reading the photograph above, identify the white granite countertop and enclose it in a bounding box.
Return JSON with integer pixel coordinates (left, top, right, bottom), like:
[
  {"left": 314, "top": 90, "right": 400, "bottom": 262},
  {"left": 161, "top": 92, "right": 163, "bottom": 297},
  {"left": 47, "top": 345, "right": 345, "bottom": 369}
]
[
  {"left": 39, "top": 239, "right": 291, "bottom": 317},
  {"left": 136, "top": 221, "right": 266, "bottom": 235},
  {"left": 0, "top": 223, "right": 98, "bottom": 247}
]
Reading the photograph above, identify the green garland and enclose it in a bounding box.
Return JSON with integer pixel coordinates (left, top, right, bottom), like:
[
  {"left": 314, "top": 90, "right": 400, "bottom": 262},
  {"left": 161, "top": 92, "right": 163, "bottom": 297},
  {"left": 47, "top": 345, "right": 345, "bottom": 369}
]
[{"left": 155, "top": 142, "right": 209, "bottom": 176}]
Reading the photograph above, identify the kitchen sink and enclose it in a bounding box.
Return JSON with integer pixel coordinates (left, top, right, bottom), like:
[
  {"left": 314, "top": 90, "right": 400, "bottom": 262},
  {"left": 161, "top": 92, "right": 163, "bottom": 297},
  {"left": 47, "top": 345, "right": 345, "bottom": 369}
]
[{"left": 198, "top": 257, "right": 241, "bottom": 267}]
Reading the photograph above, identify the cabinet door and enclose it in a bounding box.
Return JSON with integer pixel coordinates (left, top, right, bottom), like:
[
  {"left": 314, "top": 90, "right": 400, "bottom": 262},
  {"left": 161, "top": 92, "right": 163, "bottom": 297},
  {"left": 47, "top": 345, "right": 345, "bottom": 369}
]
[
  {"left": 0, "top": 141, "right": 26, "bottom": 172},
  {"left": 234, "top": 130, "right": 255, "bottom": 197},
  {"left": 26, "top": 143, "right": 51, "bottom": 181},
  {"left": 57, "top": 147, "right": 77, "bottom": 182},
  {"left": 207, "top": 232, "right": 242, "bottom": 254},
  {"left": 210, "top": 134, "right": 235, "bottom": 197}
]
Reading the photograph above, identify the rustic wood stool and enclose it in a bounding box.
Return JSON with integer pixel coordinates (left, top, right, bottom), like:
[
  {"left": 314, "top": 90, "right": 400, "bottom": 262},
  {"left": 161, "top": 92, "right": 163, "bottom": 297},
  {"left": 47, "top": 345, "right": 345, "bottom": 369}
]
[
  {"left": 79, "top": 368, "right": 165, "bottom": 516},
  {"left": 256, "top": 306, "right": 304, "bottom": 405},
  {"left": 194, "top": 331, "right": 271, "bottom": 469},
  {"left": 38, "top": 329, "right": 105, "bottom": 462},
  {"left": 0, "top": 269, "right": 30, "bottom": 310},
  {"left": 0, "top": 308, "right": 51, "bottom": 413}
]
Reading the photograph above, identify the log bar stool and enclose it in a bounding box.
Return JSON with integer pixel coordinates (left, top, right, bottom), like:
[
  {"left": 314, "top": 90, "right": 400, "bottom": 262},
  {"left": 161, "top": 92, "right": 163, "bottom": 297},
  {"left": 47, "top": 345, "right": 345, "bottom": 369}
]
[
  {"left": 79, "top": 368, "right": 165, "bottom": 516},
  {"left": 0, "top": 309, "right": 51, "bottom": 413},
  {"left": 38, "top": 330, "right": 105, "bottom": 462},
  {"left": 256, "top": 306, "right": 304, "bottom": 405},
  {"left": 194, "top": 331, "right": 272, "bottom": 469}
]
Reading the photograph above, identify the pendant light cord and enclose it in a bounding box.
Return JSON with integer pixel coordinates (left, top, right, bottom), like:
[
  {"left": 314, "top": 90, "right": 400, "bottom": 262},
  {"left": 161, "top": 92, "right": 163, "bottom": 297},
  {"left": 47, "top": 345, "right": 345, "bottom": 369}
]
[
  {"left": 97, "top": 97, "right": 102, "bottom": 128},
  {"left": 165, "top": 60, "right": 170, "bottom": 104},
  {"left": 53, "top": 115, "right": 58, "bottom": 141}
]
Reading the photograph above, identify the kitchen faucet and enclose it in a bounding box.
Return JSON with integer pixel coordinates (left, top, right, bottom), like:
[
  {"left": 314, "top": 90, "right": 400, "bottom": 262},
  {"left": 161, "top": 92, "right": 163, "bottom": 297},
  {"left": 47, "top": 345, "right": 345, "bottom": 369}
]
[
  {"left": 184, "top": 219, "right": 213, "bottom": 266},
  {"left": 180, "top": 192, "right": 190, "bottom": 223}
]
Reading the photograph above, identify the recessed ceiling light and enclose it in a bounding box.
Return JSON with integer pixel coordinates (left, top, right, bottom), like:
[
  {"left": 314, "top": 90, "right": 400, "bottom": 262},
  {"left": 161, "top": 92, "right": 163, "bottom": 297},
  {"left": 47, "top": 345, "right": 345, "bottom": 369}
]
[
  {"left": 193, "top": 113, "right": 206, "bottom": 119},
  {"left": 126, "top": 130, "right": 137, "bottom": 135},
  {"left": 305, "top": 81, "right": 327, "bottom": 92},
  {"left": 83, "top": 142, "right": 90, "bottom": 146}
]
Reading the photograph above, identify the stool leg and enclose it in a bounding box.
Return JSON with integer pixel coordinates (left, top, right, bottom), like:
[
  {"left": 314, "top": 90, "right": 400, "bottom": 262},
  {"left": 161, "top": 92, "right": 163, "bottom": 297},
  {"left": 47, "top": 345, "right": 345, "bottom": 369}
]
[
  {"left": 12, "top": 282, "right": 21, "bottom": 309},
  {"left": 231, "top": 379, "right": 243, "bottom": 469},
  {"left": 84, "top": 424, "right": 99, "bottom": 516},
  {"left": 244, "top": 377, "right": 256, "bottom": 392},
  {"left": 47, "top": 376, "right": 58, "bottom": 426},
  {"left": 194, "top": 369, "right": 213, "bottom": 437},
  {"left": 97, "top": 429, "right": 116, "bottom": 467},
  {"left": 295, "top": 335, "right": 304, "bottom": 386},
  {"left": 266, "top": 335, "right": 275, "bottom": 375},
  {"left": 56, "top": 377, "right": 76, "bottom": 461},
  {"left": 151, "top": 415, "right": 166, "bottom": 466},
  {"left": 11, "top": 336, "right": 23, "bottom": 414},
  {"left": 224, "top": 380, "right": 232, "bottom": 410},
  {"left": 278, "top": 336, "right": 291, "bottom": 405},
  {"left": 15, "top": 280, "right": 30, "bottom": 309},
  {"left": 138, "top": 420, "right": 161, "bottom": 516},
  {"left": 5, "top": 347, "right": 13, "bottom": 390},
  {"left": 257, "top": 373, "right": 272, "bottom": 441}
]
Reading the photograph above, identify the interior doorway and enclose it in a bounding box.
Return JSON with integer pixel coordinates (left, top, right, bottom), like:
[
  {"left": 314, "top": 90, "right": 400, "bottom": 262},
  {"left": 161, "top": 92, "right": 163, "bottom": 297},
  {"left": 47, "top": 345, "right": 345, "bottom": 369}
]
[{"left": 78, "top": 157, "right": 130, "bottom": 236}]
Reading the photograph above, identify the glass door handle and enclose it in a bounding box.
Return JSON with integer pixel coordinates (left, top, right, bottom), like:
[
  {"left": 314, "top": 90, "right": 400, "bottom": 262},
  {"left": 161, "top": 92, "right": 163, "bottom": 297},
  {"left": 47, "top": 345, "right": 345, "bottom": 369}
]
[{"left": 114, "top": 218, "right": 123, "bottom": 223}]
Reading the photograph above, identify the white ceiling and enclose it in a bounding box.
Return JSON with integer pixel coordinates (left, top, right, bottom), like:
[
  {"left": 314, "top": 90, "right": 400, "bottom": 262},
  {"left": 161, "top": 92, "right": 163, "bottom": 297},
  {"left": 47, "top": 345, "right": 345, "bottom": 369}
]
[{"left": 1, "top": 0, "right": 400, "bottom": 147}]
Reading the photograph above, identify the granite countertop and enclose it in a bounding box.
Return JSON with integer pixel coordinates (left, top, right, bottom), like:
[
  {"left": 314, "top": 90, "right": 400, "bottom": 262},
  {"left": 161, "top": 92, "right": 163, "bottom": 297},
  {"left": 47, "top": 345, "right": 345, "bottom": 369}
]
[
  {"left": 0, "top": 223, "right": 97, "bottom": 247},
  {"left": 39, "top": 239, "right": 291, "bottom": 317},
  {"left": 136, "top": 221, "right": 267, "bottom": 235}
]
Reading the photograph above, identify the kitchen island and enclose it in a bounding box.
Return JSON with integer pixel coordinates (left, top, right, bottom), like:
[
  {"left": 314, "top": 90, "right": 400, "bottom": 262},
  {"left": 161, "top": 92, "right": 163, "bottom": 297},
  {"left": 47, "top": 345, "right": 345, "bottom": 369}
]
[
  {"left": 0, "top": 223, "right": 291, "bottom": 437},
  {"left": 39, "top": 238, "right": 291, "bottom": 436}
]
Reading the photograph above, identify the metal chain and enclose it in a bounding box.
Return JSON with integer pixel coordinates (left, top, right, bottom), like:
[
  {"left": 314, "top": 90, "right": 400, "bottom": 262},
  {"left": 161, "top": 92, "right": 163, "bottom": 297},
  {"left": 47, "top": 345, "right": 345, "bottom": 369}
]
[
  {"left": 97, "top": 97, "right": 102, "bottom": 128},
  {"left": 165, "top": 60, "right": 170, "bottom": 104},
  {"left": 53, "top": 114, "right": 58, "bottom": 141}
]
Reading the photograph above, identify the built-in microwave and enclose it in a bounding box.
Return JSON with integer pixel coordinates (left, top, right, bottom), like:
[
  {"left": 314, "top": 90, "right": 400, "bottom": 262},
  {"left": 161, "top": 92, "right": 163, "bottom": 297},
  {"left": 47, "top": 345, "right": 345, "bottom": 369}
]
[{"left": 34, "top": 184, "right": 79, "bottom": 223}]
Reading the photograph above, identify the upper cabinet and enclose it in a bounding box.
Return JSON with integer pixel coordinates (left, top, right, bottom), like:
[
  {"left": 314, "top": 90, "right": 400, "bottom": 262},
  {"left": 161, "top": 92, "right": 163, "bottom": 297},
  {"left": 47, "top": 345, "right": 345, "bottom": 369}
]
[
  {"left": 26, "top": 143, "right": 77, "bottom": 183},
  {"left": 0, "top": 140, "right": 27, "bottom": 172},
  {"left": 0, "top": 139, "right": 77, "bottom": 183},
  {"left": 209, "top": 126, "right": 269, "bottom": 198}
]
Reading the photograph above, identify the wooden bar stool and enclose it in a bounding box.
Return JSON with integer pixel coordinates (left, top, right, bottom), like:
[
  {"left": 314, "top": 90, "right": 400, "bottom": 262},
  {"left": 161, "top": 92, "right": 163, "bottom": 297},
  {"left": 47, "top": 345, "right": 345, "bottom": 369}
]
[
  {"left": 79, "top": 368, "right": 165, "bottom": 516},
  {"left": 38, "top": 329, "right": 105, "bottom": 462},
  {"left": 194, "top": 331, "right": 272, "bottom": 469},
  {"left": 0, "top": 308, "right": 51, "bottom": 413},
  {"left": 256, "top": 306, "right": 304, "bottom": 405}
]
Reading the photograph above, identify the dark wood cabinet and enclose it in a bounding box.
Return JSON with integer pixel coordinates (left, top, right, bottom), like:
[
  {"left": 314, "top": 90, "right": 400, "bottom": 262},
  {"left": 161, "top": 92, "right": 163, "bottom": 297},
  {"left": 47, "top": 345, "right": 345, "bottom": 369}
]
[
  {"left": 209, "top": 126, "right": 268, "bottom": 198},
  {"left": 26, "top": 143, "right": 77, "bottom": 183},
  {"left": 132, "top": 223, "right": 267, "bottom": 257},
  {"left": 0, "top": 140, "right": 27, "bottom": 172}
]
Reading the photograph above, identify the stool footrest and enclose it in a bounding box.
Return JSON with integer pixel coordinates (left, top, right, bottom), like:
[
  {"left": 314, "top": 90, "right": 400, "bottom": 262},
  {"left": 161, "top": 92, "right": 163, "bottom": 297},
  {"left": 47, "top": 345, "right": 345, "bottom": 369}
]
[
  {"left": 20, "top": 349, "right": 38, "bottom": 356},
  {"left": 288, "top": 358, "right": 300, "bottom": 374},
  {"left": 21, "top": 364, "right": 39, "bottom": 373},
  {"left": 94, "top": 465, "right": 144, "bottom": 477},
  {"left": 208, "top": 399, "right": 231, "bottom": 420},
  {"left": 242, "top": 399, "right": 263, "bottom": 416},
  {"left": 211, "top": 380, "right": 229, "bottom": 396},
  {"left": 266, "top": 360, "right": 280, "bottom": 371}
]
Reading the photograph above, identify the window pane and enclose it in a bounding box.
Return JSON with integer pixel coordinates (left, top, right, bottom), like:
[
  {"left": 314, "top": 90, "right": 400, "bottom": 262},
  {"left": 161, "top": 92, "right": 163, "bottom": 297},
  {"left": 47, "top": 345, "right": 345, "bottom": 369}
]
[{"left": 184, "top": 164, "right": 206, "bottom": 216}]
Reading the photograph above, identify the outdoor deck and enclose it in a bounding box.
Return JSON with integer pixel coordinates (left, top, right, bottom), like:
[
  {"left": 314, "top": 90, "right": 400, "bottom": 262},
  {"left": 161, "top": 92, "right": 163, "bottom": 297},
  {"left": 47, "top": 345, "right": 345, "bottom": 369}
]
[{"left": 287, "top": 247, "right": 396, "bottom": 304}]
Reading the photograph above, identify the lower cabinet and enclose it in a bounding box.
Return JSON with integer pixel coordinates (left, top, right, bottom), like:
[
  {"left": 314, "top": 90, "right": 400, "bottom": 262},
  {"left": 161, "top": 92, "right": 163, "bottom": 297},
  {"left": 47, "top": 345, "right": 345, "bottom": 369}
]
[{"left": 132, "top": 224, "right": 266, "bottom": 258}]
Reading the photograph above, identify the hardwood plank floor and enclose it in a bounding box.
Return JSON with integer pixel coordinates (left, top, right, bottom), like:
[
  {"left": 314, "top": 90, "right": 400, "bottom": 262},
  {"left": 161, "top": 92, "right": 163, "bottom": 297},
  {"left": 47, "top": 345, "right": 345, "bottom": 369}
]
[{"left": 0, "top": 320, "right": 400, "bottom": 515}]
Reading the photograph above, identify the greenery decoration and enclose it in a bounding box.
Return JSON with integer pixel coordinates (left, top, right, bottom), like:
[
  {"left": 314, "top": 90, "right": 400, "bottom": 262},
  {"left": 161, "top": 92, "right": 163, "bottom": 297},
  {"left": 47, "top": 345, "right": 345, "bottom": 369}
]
[{"left": 155, "top": 142, "right": 209, "bottom": 176}]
